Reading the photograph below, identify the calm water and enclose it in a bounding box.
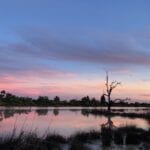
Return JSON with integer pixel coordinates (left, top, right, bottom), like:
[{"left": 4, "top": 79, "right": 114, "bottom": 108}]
[{"left": 0, "top": 107, "right": 149, "bottom": 137}]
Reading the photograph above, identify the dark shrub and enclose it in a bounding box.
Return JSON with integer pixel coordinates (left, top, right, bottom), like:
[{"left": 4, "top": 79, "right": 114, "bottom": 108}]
[
  {"left": 101, "top": 127, "right": 113, "bottom": 146},
  {"left": 114, "top": 130, "right": 123, "bottom": 145},
  {"left": 45, "top": 134, "right": 67, "bottom": 144},
  {"left": 69, "top": 141, "right": 89, "bottom": 150},
  {"left": 69, "top": 130, "right": 100, "bottom": 142}
]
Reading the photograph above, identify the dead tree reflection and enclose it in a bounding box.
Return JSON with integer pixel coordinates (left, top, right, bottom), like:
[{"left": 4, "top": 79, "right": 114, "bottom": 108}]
[
  {"left": 101, "top": 115, "right": 116, "bottom": 129},
  {"left": 101, "top": 115, "right": 116, "bottom": 147}
]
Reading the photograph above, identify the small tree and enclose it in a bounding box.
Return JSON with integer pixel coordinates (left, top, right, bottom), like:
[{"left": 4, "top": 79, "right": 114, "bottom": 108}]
[
  {"left": 104, "top": 72, "right": 121, "bottom": 111},
  {"left": 54, "top": 96, "right": 60, "bottom": 103},
  {"left": 100, "top": 94, "right": 106, "bottom": 105},
  {"left": 0, "top": 90, "right": 6, "bottom": 99}
]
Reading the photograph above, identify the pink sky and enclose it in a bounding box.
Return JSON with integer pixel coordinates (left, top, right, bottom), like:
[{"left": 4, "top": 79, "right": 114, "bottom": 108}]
[{"left": 0, "top": 70, "right": 150, "bottom": 102}]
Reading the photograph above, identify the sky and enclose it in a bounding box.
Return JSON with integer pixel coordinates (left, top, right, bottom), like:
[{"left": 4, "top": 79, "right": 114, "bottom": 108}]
[{"left": 0, "top": 0, "right": 150, "bottom": 101}]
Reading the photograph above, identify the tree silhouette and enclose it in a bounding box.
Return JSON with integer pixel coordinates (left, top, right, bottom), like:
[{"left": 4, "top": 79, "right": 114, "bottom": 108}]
[
  {"left": 104, "top": 72, "right": 121, "bottom": 111},
  {"left": 0, "top": 90, "right": 6, "bottom": 99},
  {"left": 100, "top": 94, "right": 106, "bottom": 105},
  {"left": 54, "top": 96, "right": 60, "bottom": 101},
  {"left": 53, "top": 108, "right": 59, "bottom": 116}
]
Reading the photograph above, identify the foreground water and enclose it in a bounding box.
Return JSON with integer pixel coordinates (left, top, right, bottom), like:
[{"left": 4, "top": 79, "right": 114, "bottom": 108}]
[{"left": 0, "top": 107, "right": 149, "bottom": 137}]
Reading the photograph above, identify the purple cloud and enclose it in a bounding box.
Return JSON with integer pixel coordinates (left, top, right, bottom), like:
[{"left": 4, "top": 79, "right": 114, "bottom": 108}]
[
  {"left": 11, "top": 28, "right": 150, "bottom": 66},
  {"left": 0, "top": 28, "right": 150, "bottom": 82}
]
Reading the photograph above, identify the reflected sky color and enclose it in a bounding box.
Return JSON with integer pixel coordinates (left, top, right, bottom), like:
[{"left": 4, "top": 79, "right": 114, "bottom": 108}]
[
  {"left": 0, "top": 107, "right": 149, "bottom": 137},
  {"left": 0, "top": 1, "right": 150, "bottom": 101}
]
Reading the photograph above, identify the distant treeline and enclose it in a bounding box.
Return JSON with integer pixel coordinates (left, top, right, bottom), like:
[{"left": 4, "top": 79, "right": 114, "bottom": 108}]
[{"left": 0, "top": 90, "right": 150, "bottom": 107}]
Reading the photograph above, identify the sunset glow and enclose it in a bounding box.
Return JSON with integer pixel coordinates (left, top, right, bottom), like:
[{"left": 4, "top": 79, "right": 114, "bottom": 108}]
[{"left": 0, "top": 0, "right": 150, "bottom": 102}]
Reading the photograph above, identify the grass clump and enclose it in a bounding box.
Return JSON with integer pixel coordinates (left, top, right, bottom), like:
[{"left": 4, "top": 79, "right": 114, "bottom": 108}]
[
  {"left": 69, "top": 130, "right": 100, "bottom": 143},
  {"left": 101, "top": 127, "right": 113, "bottom": 147},
  {"left": 0, "top": 126, "right": 149, "bottom": 149}
]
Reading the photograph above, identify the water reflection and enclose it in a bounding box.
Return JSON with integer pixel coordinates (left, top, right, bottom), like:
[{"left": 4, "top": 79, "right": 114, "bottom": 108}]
[
  {"left": 36, "top": 109, "right": 48, "bottom": 116},
  {"left": 81, "top": 109, "right": 90, "bottom": 117},
  {"left": 147, "top": 119, "right": 150, "bottom": 126},
  {"left": 0, "top": 111, "right": 2, "bottom": 122},
  {"left": 53, "top": 108, "right": 59, "bottom": 116},
  {"left": 0, "top": 109, "right": 31, "bottom": 121},
  {"left": 0, "top": 107, "right": 149, "bottom": 137},
  {"left": 101, "top": 115, "right": 116, "bottom": 129}
]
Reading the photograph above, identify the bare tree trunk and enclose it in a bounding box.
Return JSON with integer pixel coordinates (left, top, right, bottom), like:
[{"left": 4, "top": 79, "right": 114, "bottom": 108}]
[
  {"left": 105, "top": 71, "right": 120, "bottom": 112},
  {"left": 108, "top": 94, "right": 111, "bottom": 111}
]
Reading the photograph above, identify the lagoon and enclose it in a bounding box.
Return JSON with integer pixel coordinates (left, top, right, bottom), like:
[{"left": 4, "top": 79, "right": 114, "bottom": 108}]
[{"left": 0, "top": 107, "right": 149, "bottom": 137}]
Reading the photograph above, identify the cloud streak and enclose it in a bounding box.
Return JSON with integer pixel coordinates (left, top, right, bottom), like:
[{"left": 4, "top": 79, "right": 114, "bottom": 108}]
[
  {"left": 12, "top": 29, "right": 150, "bottom": 66},
  {"left": 1, "top": 28, "right": 150, "bottom": 77},
  {"left": 0, "top": 28, "right": 150, "bottom": 100}
]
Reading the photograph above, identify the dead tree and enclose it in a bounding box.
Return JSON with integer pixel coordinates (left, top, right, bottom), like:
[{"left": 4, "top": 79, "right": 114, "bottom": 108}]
[
  {"left": 104, "top": 72, "right": 121, "bottom": 111},
  {"left": 114, "top": 98, "right": 130, "bottom": 103}
]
